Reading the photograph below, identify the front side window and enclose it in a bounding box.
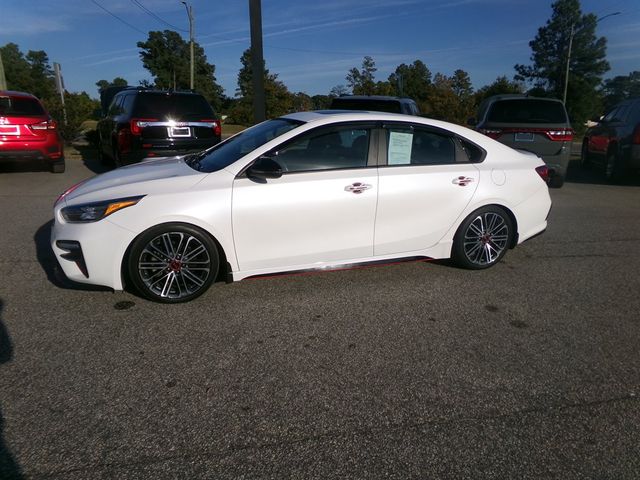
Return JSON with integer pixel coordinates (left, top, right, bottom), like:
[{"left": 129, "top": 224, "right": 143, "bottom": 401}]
[
  {"left": 188, "top": 118, "right": 302, "bottom": 173},
  {"left": 273, "top": 126, "right": 371, "bottom": 173},
  {"left": 386, "top": 127, "right": 457, "bottom": 166}
]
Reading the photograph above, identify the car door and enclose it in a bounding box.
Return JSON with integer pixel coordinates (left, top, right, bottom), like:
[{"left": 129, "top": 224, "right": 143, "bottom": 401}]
[
  {"left": 232, "top": 124, "right": 379, "bottom": 273},
  {"left": 374, "top": 124, "right": 480, "bottom": 256}
]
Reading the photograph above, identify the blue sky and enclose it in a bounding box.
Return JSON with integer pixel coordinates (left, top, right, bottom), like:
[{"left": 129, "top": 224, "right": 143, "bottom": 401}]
[{"left": 2, "top": 0, "right": 639, "bottom": 99}]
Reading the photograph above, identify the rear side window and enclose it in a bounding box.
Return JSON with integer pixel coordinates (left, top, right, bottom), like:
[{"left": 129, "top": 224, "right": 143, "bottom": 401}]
[
  {"left": 386, "top": 127, "right": 458, "bottom": 166},
  {"left": 487, "top": 100, "right": 568, "bottom": 124},
  {"left": 0, "top": 96, "right": 45, "bottom": 116},
  {"left": 133, "top": 94, "right": 214, "bottom": 118}
]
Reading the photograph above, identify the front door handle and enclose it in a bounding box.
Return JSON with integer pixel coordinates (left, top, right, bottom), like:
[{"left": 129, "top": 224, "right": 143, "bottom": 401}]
[{"left": 344, "top": 182, "right": 372, "bottom": 194}]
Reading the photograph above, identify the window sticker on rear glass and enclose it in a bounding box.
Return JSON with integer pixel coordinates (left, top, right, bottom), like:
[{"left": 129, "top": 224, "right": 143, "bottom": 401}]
[{"left": 388, "top": 131, "right": 413, "bottom": 165}]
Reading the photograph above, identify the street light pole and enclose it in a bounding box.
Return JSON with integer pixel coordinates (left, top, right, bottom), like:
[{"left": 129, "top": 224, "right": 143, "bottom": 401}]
[
  {"left": 182, "top": 1, "right": 195, "bottom": 90},
  {"left": 563, "top": 11, "right": 620, "bottom": 104}
]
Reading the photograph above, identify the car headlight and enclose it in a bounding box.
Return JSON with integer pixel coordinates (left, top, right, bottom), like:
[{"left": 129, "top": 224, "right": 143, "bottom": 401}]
[{"left": 61, "top": 196, "right": 145, "bottom": 223}]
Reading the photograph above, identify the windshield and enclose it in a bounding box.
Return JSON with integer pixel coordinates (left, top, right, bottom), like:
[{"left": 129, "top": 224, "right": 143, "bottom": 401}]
[{"left": 185, "top": 118, "right": 303, "bottom": 173}]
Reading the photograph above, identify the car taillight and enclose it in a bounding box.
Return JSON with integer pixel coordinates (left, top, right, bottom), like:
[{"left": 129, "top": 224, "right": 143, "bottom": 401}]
[
  {"left": 535, "top": 165, "right": 550, "bottom": 183},
  {"left": 479, "top": 128, "right": 502, "bottom": 139},
  {"left": 546, "top": 128, "right": 573, "bottom": 142},
  {"left": 129, "top": 118, "right": 158, "bottom": 136},
  {"left": 201, "top": 119, "right": 221, "bottom": 137},
  {"left": 30, "top": 120, "right": 57, "bottom": 132},
  {"left": 632, "top": 125, "right": 640, "bottom": 145}
]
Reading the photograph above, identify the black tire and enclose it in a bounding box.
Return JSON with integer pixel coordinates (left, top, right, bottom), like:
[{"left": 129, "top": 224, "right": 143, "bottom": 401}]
[
  {"left": 605, "top": 150, "right": 625, "bottom": 183},
  {"left": 113, "top": 147, "right": 123, "bottom": 168},
  {"left": 127, "top": 223, "right": 219, "bottom": 303},
  {"left": 549, "top": 172, "right": 564, "bottom": 188},
  {"left": 452, "top": 206, "right": 514, "bottom": 270},
  {"left": 97, "top": 139, "right": 111, "bottom": 166},
  {"left": 580, "top": 141, "right": 591, "bottom": 168},
  {"left": 51, "top": 158, "right": 65, "bottom": 173}
]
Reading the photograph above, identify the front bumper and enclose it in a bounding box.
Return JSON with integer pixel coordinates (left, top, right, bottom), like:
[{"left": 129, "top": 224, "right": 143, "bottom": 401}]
[{"left": 51, "top": 214, "right": 137, "bottom": 291}]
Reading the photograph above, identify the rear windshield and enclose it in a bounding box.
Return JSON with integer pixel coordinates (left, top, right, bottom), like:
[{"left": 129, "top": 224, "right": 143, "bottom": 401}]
[
  {"left": 487, "top": 99, "right": 568, "bottom": 124},
  {"left": 0, "top": 96, "right": 45, "bottom": 116},
  {"left": 330, "top": 98, "right": 402, "bottom": 114},
  {"left": 133, "top": 93, "right": 214, "bottom": 118}
]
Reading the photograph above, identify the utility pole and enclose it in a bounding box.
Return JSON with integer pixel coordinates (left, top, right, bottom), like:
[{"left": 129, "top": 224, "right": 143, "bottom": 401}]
[
  {"left": 0, "top": 50, "right": 7, "bottom": 90},
  {"left": 563, "top": 11, "right": 620, "bottom": 104},
  {"left": 182, "top": 1, "right": 195, "bottom": 90},
  {"left": 249, "top": 0, "right": 266, "bottom": 123}
]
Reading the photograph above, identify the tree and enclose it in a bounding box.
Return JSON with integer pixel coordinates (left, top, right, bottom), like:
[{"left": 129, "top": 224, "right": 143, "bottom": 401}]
[
  {"left": 346, "top": 56, "right": 377, "bottom": 95},
  {"left": 137, "top": 30, "right": 223, "bottom": 110},
  {"left": 388, "top": 60, "right": 432, "bottom": 106},
  {"left": 602, "top": 71, "right": 640, "bottom": 111},
  {"left": 474, "top": 76, "right": 524, "bottom": 105},
  {"left": 0, "top": 43, "right": 55, "bottom": 99},
  {"left": 231, "top": 48, "right": 293, "bottom": 124},
  {"left": 95, "top": 77, "right": 128, "bottom": 94},
  {"left": 514, "top": 0, "right": 609, "bottom": 126},
  {"left": 329, "top": 84, "right": 349, "bottom": 98}
]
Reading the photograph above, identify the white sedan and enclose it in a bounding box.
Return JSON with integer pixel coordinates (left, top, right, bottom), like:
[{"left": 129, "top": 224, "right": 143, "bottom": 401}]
[{"left": 52, "top": 111, "right": 552, "bottom": 303}]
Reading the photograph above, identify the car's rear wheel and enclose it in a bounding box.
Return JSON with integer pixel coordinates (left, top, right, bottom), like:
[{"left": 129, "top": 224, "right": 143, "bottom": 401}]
[
  {"left": 452, "top": 206, "right": 513, "bottom": 270},
  {"left": 605, "top": 150, "right": 625, "bottom": 183},
  {"left": 127, "top": 223, "right": 219, "bottom": 303},
  {"left": 51, "top": 158, "right": 65, "bottom": 173}
]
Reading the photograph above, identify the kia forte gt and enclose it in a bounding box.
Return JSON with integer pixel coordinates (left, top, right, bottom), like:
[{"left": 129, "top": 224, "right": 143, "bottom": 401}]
[{"left": 52, "top": 111, "right": 552, "bottom": 303}]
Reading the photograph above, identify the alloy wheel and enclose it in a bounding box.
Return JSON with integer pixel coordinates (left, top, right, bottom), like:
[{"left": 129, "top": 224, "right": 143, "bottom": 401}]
[{"left": 462, "top": 212, "right": 510, "bottom": 266}]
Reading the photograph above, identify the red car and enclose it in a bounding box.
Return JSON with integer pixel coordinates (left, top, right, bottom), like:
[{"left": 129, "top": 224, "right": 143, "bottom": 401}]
[{"left": 0, "top": 90, "right": 65, "bottom": 173}]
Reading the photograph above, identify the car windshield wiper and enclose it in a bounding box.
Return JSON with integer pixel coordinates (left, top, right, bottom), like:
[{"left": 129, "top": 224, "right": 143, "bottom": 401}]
[{"left": 184, "top": 151, "right": 207, "bottom": 171}]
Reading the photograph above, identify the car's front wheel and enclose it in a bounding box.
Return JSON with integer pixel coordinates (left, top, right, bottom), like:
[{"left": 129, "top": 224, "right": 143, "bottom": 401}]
[
  {"left": 452, "top": 206, "right": 514, "bottom": 270},
  {"left": 127, "top": 223, "right": 219, "bottom": 303}
]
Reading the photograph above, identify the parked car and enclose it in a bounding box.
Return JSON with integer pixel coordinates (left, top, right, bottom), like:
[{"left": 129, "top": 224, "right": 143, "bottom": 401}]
[
  {"left": 53, "top": 111, "right": 551, "bottom": 303},
  {"left": 330, "top": 95, "right": 421, "bottom": 115},
  {"left": 470, "top": 94, "right": 572, "bottom": 187},
  {"left": 581, "top": 97, "right": 640, "bottom": 181},
  {"left": 97, "top": 87, "right": 221, "bottom": 167},
  {"left": 0, "top": 90, "right": 65, "bottom": 173}
]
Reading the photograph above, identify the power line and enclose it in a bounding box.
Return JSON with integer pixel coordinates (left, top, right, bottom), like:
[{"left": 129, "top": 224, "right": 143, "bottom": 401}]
[
  {"left": 91, "top": 0, "right": 147, "bottom": 35},
  {"left": 130, "top": 0, "right": 188, "bottom": 32}
]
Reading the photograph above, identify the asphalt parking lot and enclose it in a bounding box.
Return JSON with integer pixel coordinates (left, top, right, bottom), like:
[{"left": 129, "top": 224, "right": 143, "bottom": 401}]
[{"left": 1, "top": 149, "right": 639, "bottom": 479}]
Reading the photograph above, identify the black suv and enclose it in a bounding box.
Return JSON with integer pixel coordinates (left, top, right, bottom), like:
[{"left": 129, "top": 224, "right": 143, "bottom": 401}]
[
  {"left": 471, "top": 94, "right": 572, "bottom": 187},
  {"left": 329, "top": 95, "right": 421, "bottom": 115},
  {"left": 581, "top": 97, "right": 640, "bottom": 181},
  {"left": 97, "top": 87, "right": 221, "bottom": 166}
]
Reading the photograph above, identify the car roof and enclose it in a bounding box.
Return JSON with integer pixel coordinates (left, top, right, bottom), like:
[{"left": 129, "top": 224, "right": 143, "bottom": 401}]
[
  {"left": 333, "top": 95, "right": 416, "bottom": 103},
  {"left": 485, "top": 94, "right": 564, "bottom": 104},
  {"left": 0, "top": 90, "right": 40, "bottom": 99}
]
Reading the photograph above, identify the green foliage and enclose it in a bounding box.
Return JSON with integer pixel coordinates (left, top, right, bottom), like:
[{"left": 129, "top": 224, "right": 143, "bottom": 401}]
[
  {"left": 474, "top": 76, "right": 524, "bottom": 105},
  {"left": 45, "top": 92, "right": 99, "bottom": 140},
  {"left": 346, "top": 56, "right": 377, "bottom": 95},
  {"left": 0, "top": 43, "right": 56, "bottom": 99},
  {"left": 231, "top": 49, "right": 294, "bottom": 125},
  {"left": 95, "top": 77, "right": 128, "bottom": 95},
  {"left": 602, "top": 71, "right": 640, "bottom": 110},
  {"left": 388, "top": 60, "right": 432, "bottom": 108},
  {"left": 137, "top": 30, "right": 223, "bottom": 110},
  {"left": 329, "top": 85, "right": 349, "bottom": 98},
  {"left": 311, "top": 95, "right": 331, "bottom": 109},
  {"left": 514, "top": 0, "right": 609, "bottom": 126}
]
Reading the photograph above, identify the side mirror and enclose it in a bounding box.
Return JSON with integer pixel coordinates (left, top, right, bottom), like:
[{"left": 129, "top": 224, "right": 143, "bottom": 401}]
[
  {"left": 467, "top": 117, "right": 477, "bottom": 127},
  {"left": 246, "top": 156, "right": 283, "bottom": 181}
]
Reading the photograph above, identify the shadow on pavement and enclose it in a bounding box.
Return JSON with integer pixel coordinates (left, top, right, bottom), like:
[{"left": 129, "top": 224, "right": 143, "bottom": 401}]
[
  {"left": 34, "top": 220, "right": 111, "bottom": 292},
  {"left": 0, "top": 300, "right": 25, "bottom": 479},
  {"left": 0, "top": 159, "right": 51, "bottom": 174},
  {"left": 71, "top": 145, "right": 113, "bottom": 175}
]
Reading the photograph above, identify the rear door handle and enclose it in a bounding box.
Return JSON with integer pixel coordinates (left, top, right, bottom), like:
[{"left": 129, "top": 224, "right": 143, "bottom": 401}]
[
  {"left": 452, "top": 176, "right": 474, "bottom": 187},
  {"left": 344, "top": 182, "right": 372, "bottom": 194}
]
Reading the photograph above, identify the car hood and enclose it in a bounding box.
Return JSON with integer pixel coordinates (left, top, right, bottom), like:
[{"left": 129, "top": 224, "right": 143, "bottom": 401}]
[{"left": 61, "top": 156, "right": 204, "bottom": 205}]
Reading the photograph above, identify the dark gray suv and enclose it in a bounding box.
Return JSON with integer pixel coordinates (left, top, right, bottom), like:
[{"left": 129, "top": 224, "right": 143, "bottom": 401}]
[{"left": 471, "top": 94, "right": 572, "bottom": 187}]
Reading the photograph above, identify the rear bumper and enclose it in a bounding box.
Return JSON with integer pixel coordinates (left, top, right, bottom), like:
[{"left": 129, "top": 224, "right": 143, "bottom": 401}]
[
  {"left": 540, "top": 148, "right": 571, "bottom": 178},
  {"left": 0, "top": 145, "right": 64, "bottom": 162}
]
